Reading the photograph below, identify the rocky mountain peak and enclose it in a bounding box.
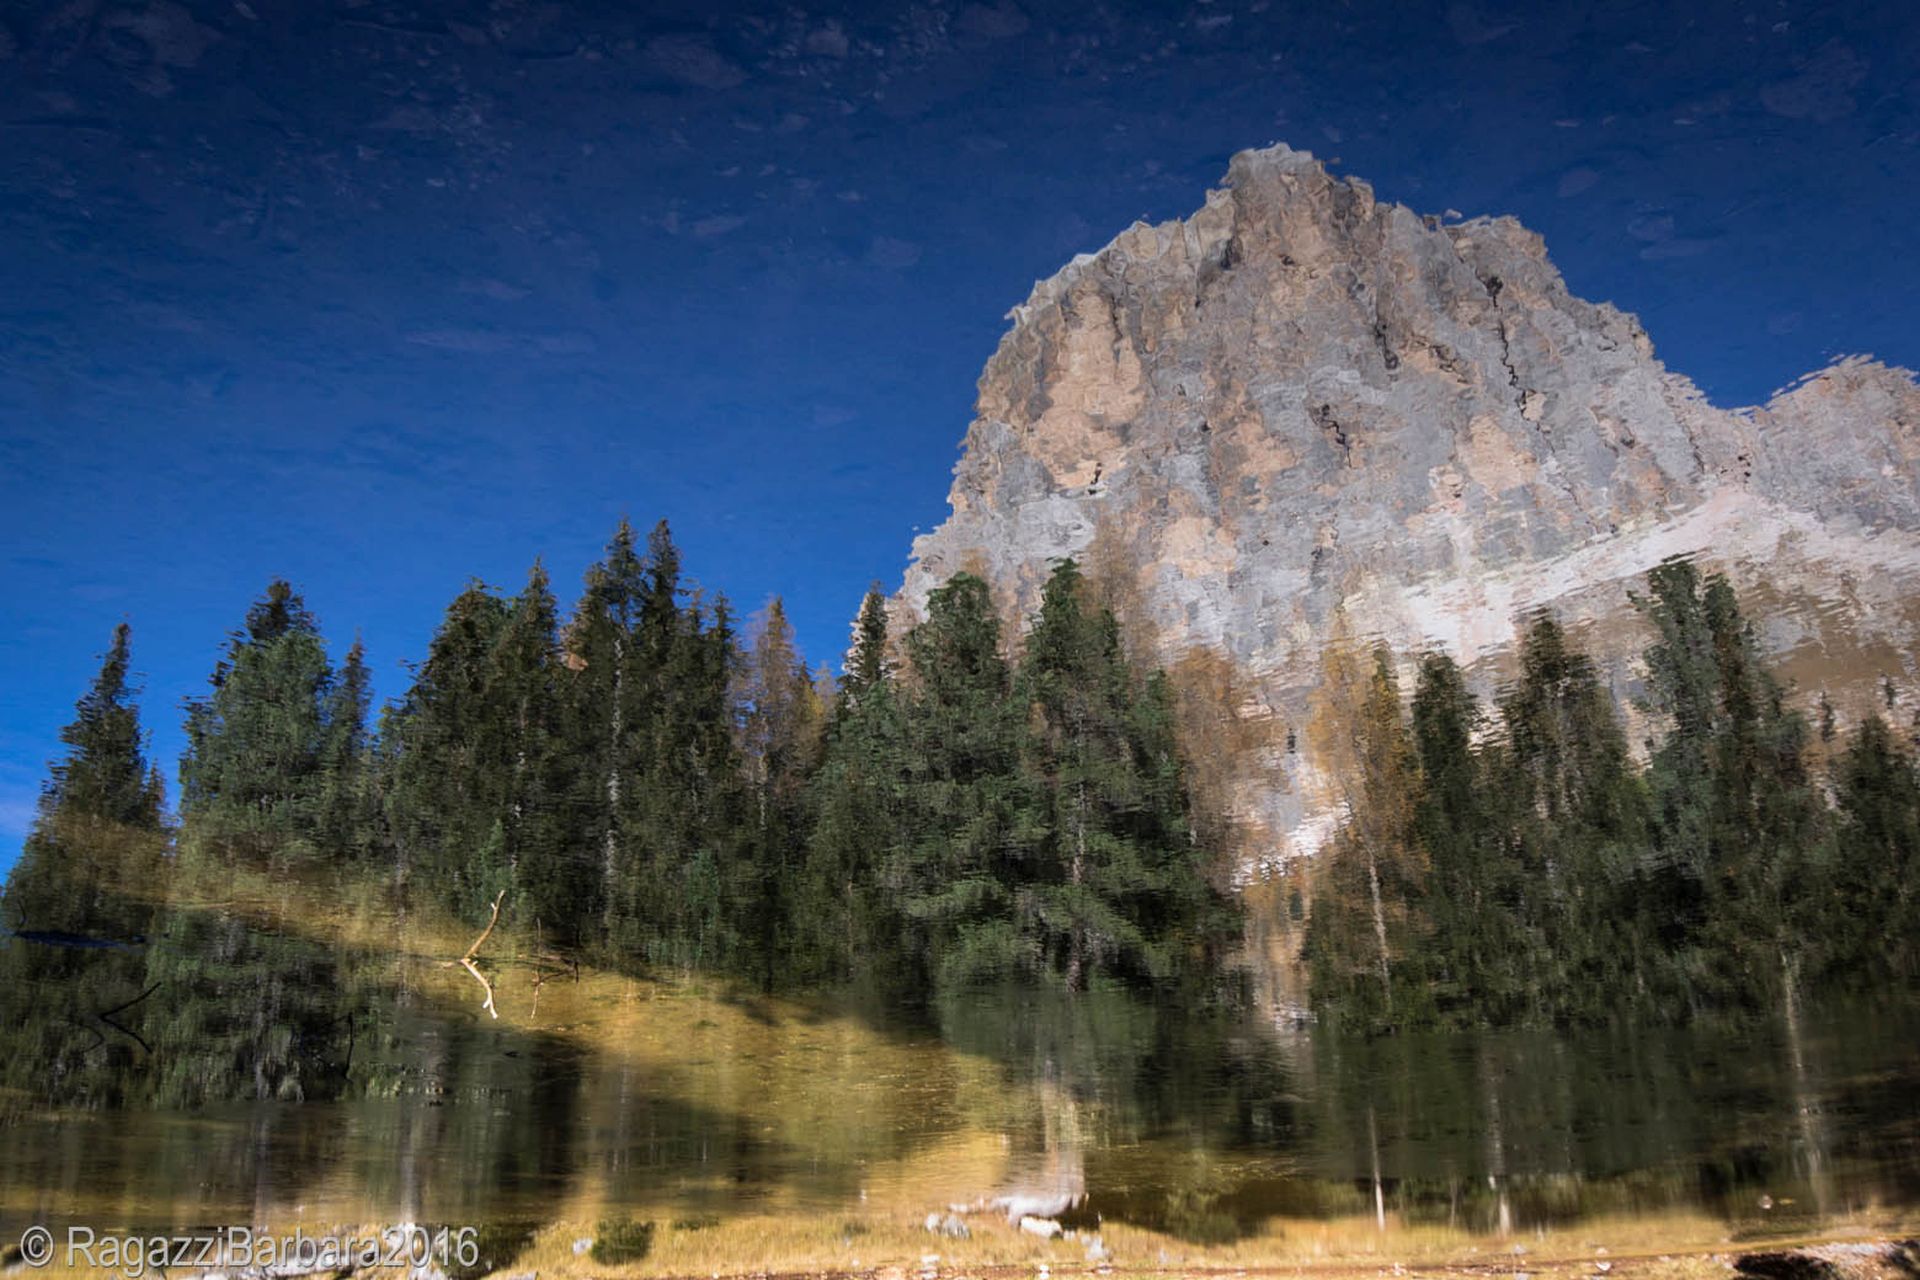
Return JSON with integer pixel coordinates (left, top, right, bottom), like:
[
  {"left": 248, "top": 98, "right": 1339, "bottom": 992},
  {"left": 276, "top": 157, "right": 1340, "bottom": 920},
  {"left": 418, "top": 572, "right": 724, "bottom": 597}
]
[{"left": 901, "top": 143, "right": 1920, "bottom": 1001}]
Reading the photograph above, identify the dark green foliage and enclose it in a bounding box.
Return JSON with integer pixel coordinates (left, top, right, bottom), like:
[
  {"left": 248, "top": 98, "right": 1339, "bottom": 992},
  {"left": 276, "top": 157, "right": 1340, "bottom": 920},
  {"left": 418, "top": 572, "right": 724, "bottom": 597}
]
[
  {"left": 1492, "top": 617, "right": 1654, "bottom": 1023},
  {"left": 1309, "top": 558, "right": 1915, "bottom": 1035},
  {"left": 491, "top": 562, "right": 585, "bottom": 943},
  {"left": 42, "top": 623, "right": 166, "bottom": 832},
  {"left": 1637, "top": 562, "right": 1828, "bottom": 1014},
  {"left": 180, "top": 580, "right": 339, "bottom": 865},
  {"left": 590, "top": 1219, "right": 655, "bottom": 1265},
  {"left": 31, "top": 524, "right": 1915, "bottom": 1068},
  {"left": 892, "top": 573, "right": 1030, "bottom": 990},
  {"left": 796, "top": 587, "right": 911, "bottom": 988},
  {"left": 1017, "top": 560, "right": 1233, "bottom": 991},
  {"left": 1408, "top": 652, "right": 1521, "bottom": 1024},
  {"left": 317, "top": 636, "right": 378, "bottom": 861},
  {"left": 1828, "top": 715, "right": 1920, "bottom": 984},
  {"left": 0, "top": 625, "right": 168, "bottom": 1106},
  {"left": 382, "top": 579, "right": 517, "bottom": 918},
  {"left": 0, "top": 542, "right": 1245, "bottom": 1133},
  {"left": 838, "top": 583, "right": 891, "bottom": 716},
  {"left": 794, "top": 566, "right": 1238, "bottom": 1000},
  {"left": 594, "top": 521, "right": 746, "bottom": 970},
  {"left": 158, "top": 584, "right": 373, "bottom": 1102},
  {"left": 874, "top": 564, "right": 1239, "bottom": 997},
  {"left": 734, "top": 598, "right": 825, "bottom": 990}
]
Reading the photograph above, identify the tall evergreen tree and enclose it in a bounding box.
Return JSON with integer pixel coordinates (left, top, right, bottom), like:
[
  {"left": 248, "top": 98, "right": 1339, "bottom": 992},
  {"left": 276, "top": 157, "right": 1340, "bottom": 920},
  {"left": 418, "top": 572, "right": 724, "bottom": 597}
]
[
  {"left": 1637, "top": 559, "right": 1827, "bottom": 1013},
  {"left": 179, "top": 580, "right": 336, "bottom": 866},
  {"left": 838, "top": 584, "right": 892, "bottom": 717},
  {"left": 895, "top": 573, "right": 1028, "bottom": 992},
  {"left": 1407, "top": 652, "right": 1517, "bottom": 1023},
  {"left": 1491, "top": 616, "right": 1651, "bottom": 1024},
  {"left": 734, "top": 598, "right": 825, "bottom": 989},
  {"left": 0, "top": 624, "right": 167, "bottom": 1105},
  {"left": 563, "top": 519, "right": 651, "bottom": 950},
  {"left": 565, "top": 519, "right": 745, "bottom": 970},
  {"left": 1828, "top": 714, "right": 1920, "bottom": 984},
  {"left": 493, "top": 560, "right": 587, "bottom": 944},
  {"left": 799, "top": 587, "right": 911, "bottom": 988},
  {"left": 1017, "top": 560, "right": 1231, "bottom": 991},
  {"left": 382, "top": 580, "right": 513, "bottom": 917},
  {"left": 630, "top": 524, "right": 745, "bottom": 970},
  {"left": 316, "top": 635, "right": 376, "bottom": 861}
]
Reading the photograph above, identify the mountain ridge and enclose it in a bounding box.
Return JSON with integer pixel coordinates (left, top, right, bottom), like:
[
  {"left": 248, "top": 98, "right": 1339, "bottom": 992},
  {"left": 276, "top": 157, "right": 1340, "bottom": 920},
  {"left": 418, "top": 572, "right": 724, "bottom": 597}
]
[{"left": 896, "top": 142, "right": 1920, "bottom": 1002}]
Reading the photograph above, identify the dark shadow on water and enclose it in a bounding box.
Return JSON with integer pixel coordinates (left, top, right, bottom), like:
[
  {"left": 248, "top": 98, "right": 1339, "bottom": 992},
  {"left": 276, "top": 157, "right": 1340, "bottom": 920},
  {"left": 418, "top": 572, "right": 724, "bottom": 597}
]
[{"left": 0, "top": 872, "right": 850, "bottom": 1233}]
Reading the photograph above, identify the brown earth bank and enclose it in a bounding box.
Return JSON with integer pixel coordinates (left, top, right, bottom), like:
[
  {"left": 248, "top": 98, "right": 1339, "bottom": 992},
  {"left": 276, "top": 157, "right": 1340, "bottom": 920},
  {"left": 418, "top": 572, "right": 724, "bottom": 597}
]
[{"left": 29, "top": 1230, "right": 1912, "bottom": 1280}]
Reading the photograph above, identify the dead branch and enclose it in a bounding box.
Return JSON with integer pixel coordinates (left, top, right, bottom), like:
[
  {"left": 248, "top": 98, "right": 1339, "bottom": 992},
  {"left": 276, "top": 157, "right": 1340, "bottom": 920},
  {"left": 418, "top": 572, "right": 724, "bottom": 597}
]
[
  {"left": 98, "top": 981, "right": 159, "bottom": 1054},
  {"left": 75, "top": 981, "right": 160, "bottom": 1058},
  {"left": 442, "top": 890, "right": 505, "bottom": 1020}
]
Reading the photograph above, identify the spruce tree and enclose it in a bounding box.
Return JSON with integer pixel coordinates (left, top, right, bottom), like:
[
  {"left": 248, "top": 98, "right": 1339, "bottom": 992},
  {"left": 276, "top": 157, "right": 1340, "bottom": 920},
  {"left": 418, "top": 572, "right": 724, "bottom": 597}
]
[
  {"left": 381, "top": 580, "right": 513, "bottom": 917},
  {"left": 316, "top": 636, "right": 376, "bottom": 861},
  {"left": 800, "top": 587, "right": 911, "bottom": 988},
  {"left": 1491, "top": 617, "right": 1651, "bottom": 1024},
  {"left": 563, "top": 519, "right": 651, "bottom": 953},
  {"left": 565, "top": 519, "right": 745, "bottom": 970},
  {"left": 1408, "top": 652, "right": 1516, "bottom": 1024},
  {"left": 895, "top": 573, "right": 1027, "bottom": 992},
  {"left": 492, "top": 560, "right": 587, "bottom": 944},
  {"left": 179, "top": 580, "right": 336, "bottom": 867},
  {"left": 1637, "top": 559, "right": 1827, "bottom": 1014},
  {"left": 734, "top": 598, "right": 825, "bottom": 989},
  {"left": 838, "top": 585, "right": 892, "bottom": 716},
  {"left": 0, "top": 624, "right": 168, "bottom": 1105},
  {"left": 630, "top": 525, "right": 746, "bottom": 971},
  {"left": 1017, "top": 559, "right": 1229, "bottom": 991},
  {"left": 1829, "top": 715, "right": 1920, "bottom": 984}
]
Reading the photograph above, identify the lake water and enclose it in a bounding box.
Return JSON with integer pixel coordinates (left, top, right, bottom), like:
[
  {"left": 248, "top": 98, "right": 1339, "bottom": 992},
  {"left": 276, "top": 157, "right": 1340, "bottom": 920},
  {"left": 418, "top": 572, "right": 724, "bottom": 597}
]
[{"left": 2, "top": 882, "right": 1916, "bottom": 1260}]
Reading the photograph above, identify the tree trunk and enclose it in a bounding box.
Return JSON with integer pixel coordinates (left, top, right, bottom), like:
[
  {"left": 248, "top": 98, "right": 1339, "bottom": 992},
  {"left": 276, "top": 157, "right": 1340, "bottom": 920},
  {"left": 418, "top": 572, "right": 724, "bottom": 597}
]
[
  {"left": 1366, "top": 844, "right": 1393, "bottom": 1014},
  {"left": 602, "top": 632, "right": 624, "bottom": 941},
  {"left": 1067, "top": 780, "right": 1087, "bottom": 992}
]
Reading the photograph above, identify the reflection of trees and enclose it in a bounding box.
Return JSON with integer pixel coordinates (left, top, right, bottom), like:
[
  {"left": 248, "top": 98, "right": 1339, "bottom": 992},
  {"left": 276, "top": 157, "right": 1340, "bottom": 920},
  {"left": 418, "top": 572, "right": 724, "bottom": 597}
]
[
  {"left": 934, "top": 985, "right": 1305, "bottom": 1242},
  {"left": 1309, "top": 1012, "right": 1919, "bottom": 1236},
  {"left": 0, "top": 827, "right": 588, "bottom": 1229}
]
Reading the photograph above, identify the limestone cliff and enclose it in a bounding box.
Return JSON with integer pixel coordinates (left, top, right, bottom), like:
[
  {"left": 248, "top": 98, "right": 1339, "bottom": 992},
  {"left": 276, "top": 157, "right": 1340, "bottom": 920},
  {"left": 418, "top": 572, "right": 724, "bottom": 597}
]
[{"left": 899, "top": 144, "right": 1920, "bottom": 1008}]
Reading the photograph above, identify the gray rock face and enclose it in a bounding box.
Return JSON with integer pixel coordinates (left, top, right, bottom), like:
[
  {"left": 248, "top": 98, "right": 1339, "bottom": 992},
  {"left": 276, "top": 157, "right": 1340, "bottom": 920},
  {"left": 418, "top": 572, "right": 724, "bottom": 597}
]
[{"left": 899, "top": 144, "right": 1920, "bottom": 1003}]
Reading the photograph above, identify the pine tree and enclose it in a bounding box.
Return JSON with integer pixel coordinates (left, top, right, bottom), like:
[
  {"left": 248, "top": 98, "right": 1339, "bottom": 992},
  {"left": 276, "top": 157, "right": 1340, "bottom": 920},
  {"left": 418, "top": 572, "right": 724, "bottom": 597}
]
[
  {"left": 381, "top": 580, "right": 513, "bottom": 918},
  {"left": 563, "top": 519, "right": 651, "bottom": 953},
  {"left": 564, "top": 519, "right": 746, "bottom": 970},
  {"left": 1017, "top": 560, "right": 1230, "bottom": 991},
  {"left": 630, "top": 525, "right": 746, "bottom": 971},
  {"left": 1491, "top": 616, "right": 1650, "bottom": 1024},
  {"left": 1829, "top": 714, "right": 1920, "bottom": 984},
  {"left": 839, "top": 585, "right": 892, "bottom": 716},
  {"left": 493, "top": 560, "right": 588, "bottom": 944},
  {"left": 800, "top": 588, "right": 911, "bottom": 988},
  {"left": 0, "top": 624, "right": 168, "bottom": 1104},
  {"left": 316, "top": 635, "right": 376, "bottom": 861},
  {"left": 179, "top": 580, "right": 336, "bottom": 867},
  {"left": 895, "top": 573, "right": 1028, "bottom": 992},
  {"left": 1637, "top": 559, "right": 1828, "bottom": 1014},
  {"left": 1408, "top": 652, "right": 1516, "bottom": 1024},
  {"left": 734, "top": 598, "right": 825, "bottom": 989}
]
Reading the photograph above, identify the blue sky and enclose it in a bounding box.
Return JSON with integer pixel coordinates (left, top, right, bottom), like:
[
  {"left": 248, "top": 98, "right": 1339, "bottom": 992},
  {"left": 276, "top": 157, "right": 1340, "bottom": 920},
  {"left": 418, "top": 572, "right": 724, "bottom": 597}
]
[{"left": 3, "top": 0, "right": 1917, "bottom": 873}]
